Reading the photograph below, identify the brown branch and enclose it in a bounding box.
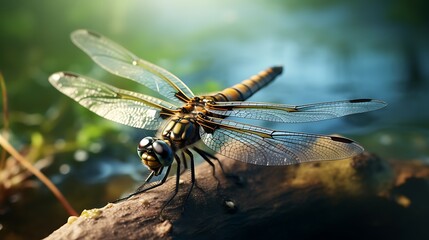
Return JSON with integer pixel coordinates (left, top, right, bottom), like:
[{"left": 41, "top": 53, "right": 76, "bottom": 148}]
[
  {"left": 0, "top": 72, "right": 9, "bottom": 166},
  {"left": 0, "top": 135, "right": 78, "bottom": 216},
  {"left": 44, "top": 153, "right": 429, "bottom": 239}
]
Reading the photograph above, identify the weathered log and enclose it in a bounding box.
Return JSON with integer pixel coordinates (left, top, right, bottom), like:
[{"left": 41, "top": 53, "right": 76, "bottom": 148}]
[{"left": 44, "top": 152, "right": 429, "bottom": 239}]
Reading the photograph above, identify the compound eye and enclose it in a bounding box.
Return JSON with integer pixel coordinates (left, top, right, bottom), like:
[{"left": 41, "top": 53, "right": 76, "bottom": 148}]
[
  {"left": 153, "top": 140, "right": 170, "bottom": 156},
  {"left": 152, "top": 140, "right": 173, "bottom": 166},
  {"left": 137, "top": 137, "right": 154, "bottom": 158},
  {"left": 138, "top": 137, "right": 154, "bottom": 148}
]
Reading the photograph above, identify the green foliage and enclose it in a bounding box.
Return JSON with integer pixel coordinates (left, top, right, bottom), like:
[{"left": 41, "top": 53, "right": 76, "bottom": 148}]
[{"left": 76, "top": 123, "right": 116, "bottom": 147}]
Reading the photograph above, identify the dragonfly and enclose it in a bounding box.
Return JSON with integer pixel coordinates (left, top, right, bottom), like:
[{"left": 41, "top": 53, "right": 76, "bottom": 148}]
[{"left": 49, "top": 29, "right": 386, "bottom": 206}]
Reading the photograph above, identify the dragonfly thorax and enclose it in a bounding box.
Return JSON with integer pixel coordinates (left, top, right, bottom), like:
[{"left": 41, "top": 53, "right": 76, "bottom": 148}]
[
  {"left": 161, "top": 114, "right": 200, "bottom": 147},
  {"left": 137, "top": 137, "right": 174, "bottom": 175},
  {"left": 181, "top": 97, "right": 210, "bottom": 115}
]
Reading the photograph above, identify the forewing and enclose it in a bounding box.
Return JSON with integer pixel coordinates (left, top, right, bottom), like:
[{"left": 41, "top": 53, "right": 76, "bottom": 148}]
[
  {"left": 206, "top": 99, "right": 386, "bottom": 123},
  {"left": 70, "top": 29, "right": 194, "bottom": 105},
  {"left": 49, "top": 72, "right": 177, "bottom": 130},
  {"left": 199, "top": 117, "right": 363, "bottom": 166}
]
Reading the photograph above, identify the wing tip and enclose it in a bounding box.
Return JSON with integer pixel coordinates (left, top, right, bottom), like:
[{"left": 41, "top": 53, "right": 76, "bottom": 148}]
[
  {"left": 372, "top": 99, "right": 388, "bottom": 108},
  {"left": 48, "top": 72, "right": 65, "bottom": 84},
  {"left": 71, "top": 29, "right": 87, "bottom": 37},
  {"left": 71, "top": 29, "right": 102, "bottom": 42},
  {"left": 349, "top": 98, "right": 388, "bottom": 109},
  {"left": 330, "top": 135, "right": 365, "bottom": 156},
  {"left": 49, "top": 72, "right": 80, "bottom": 84},
  {"left": 330, "top": 136, "right": 354, "bottom": 144}
]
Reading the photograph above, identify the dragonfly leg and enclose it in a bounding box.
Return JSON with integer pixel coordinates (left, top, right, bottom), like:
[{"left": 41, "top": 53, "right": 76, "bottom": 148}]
[
  {"left": 193, "top": 147, "right": 225, "bottom": 174},
  {"left": 135, "top": 170, "right": 155, "bottom": 192},
  {"left": 193, "top": 147, "right": 223, "bottom": 191},
  {"left": 159, "top": 154, "right": 182, "bottom": 219},
  {"left": 180, "top": 151, "right": 188, "bottom": 175},
  {"left": 113, "top": 166, "right": 171, "bottom": 203},
  {"left": 192, "top": 148, "right": 237, "bottom": 209},
  {"left": 182, "top": 149, "right": 195, "bottom": 209}
]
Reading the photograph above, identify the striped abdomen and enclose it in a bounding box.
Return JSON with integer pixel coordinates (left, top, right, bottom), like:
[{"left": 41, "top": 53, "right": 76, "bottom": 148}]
[{"left": 205, "top": 66, "right": 283, "bottom": 102}]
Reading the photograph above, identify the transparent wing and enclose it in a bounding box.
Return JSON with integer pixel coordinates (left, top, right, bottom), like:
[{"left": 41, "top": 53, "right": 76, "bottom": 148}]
[
  {"left": 199, "top": 117, "right": 363, "bottom": 166},
  {"left": 70, "top": 29, "right": 195, "bottom": 105},
  {"left": 49, "top": 72, "right": 178, "bottom": 130},
  {"left": 206, "top": 99, "right": 387, "bottom": 123}
]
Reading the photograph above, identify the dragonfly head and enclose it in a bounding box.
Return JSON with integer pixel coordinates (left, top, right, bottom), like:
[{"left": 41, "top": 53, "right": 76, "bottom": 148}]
[{"left": 137, "top": 137, "right": 174, "bottom": 175}]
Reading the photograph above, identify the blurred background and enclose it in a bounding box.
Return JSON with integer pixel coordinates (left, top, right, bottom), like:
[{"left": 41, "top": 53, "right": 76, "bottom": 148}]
[{"left": 0, "top": 0, "right": 428, "bottom": 239}]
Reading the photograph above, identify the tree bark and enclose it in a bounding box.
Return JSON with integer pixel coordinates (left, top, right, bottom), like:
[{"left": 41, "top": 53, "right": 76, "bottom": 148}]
[{"left": 44, "top": 152, "right": 429, "bottom": 239}]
